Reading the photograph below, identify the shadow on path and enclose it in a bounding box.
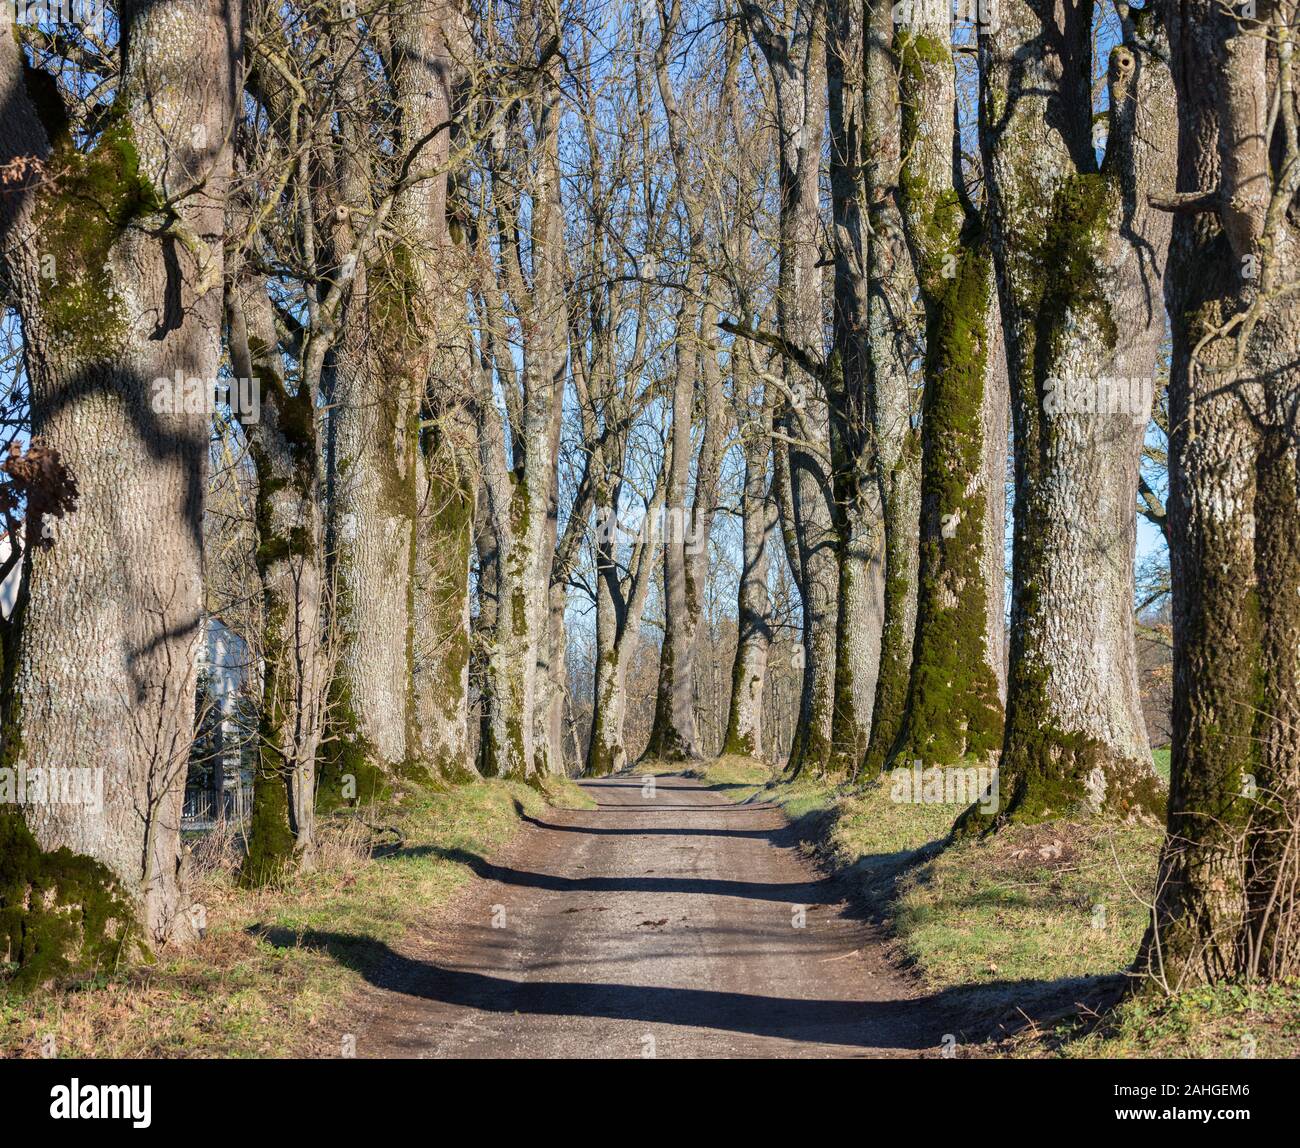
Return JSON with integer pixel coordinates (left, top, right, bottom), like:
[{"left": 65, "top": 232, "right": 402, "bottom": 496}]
[
  {"left": 249, "top": 925, "right": 1117, "bottom": 1052},
  {"left": 385, "top": 845, "right": 832, "bottom": 904}
]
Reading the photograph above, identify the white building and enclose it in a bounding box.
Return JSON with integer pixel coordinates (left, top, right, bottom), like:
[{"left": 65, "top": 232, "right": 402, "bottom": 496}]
[{"left": 0, "top": 525, "right": 23, "bottom": 619}]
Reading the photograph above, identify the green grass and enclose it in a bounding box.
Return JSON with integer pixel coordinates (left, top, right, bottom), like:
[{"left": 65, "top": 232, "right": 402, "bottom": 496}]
[
  {"left": 895, "top": 817, "right": 1161, "bottom": 992},
  {"left": 1151, "top": 747, "right": 1171, "bottom": 783},
  {"left": 736, "top": 750, "right": 1299, "bottom": 1058},
  {"left": 735, "top": 768, "right": 1162, "bottom": 1009},
  {"left": 1055, "top": 981, "right": 1300, "bottom": 1059},
  {"left": 0, "top": 774, "right": 589, "bottom": 1058}
]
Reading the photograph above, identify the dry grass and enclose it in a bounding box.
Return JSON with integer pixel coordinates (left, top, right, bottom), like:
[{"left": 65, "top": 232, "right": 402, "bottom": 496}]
[{"left": 1, "top": 775, "right": 588, "bottom": 1058}]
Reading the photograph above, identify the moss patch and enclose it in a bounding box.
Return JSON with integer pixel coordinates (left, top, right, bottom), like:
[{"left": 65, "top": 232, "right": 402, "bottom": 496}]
[
  {"left": 32, "top": 108, "right": 163, "bottom": 360},
  {"left": 0, "top": 813, "right": 140, "bottom": 993}
]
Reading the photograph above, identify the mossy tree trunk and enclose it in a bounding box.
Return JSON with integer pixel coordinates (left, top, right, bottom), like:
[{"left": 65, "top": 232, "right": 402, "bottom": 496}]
[
  {"left": 644, "top": 296, "right": 725, "bottom": 763},
  {"left": 1139, "top": 0, "right": 1300, "bottom": 988},
  {"left": 476, "top": 381, "right": 558, "bottom": 783},
  {"left": 536, "top": 419, "right": 586, "bottom": 777},
  {"left": 418, "top": 402, "right": 478, "bottom": 785},
  {"left": 644, "top": 292, "right": 705, "bottom": 763},
  {"left": 969, "top": 0, "right": 1174, "bottom": 830},
  {"left": 718, "top": 30, "right": 776, "bottom": 765},
  {"left": 889, "top": 24, "right": 1005, "bottom": 773},
  {"left": 860, "top": 0, "right": 922, "bottom": 778},
  {"left": 324, "top": 9, "right": 462, "bottom": 787},
  {"left": 414, "top": 9, "right": 477, "bottom": 787},
  {"left": 535, "top": 586, "right": 570, "bottom": 776},
  {"left": 470, "top": 477, "right": 499, "bottom": 768},
  {"left": 0, "top": 0, "right": 239, "bottom": 956},
  {"left": 228, "top": 272, "right": 325, "bottom": 882},
  {"left": 645, "top": 13, "right": 727, "bottom": 763},
  {"left": 826, "top": 0, "right": 886, "bottom": 773},
  {"left": 587, "top": 520, "right": 632, "bottom": 779}
]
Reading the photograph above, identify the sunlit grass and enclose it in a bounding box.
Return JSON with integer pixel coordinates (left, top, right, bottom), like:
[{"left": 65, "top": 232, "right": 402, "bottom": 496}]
[{"left": 0, "top": 775, "right": 582, "bottom": 1058}]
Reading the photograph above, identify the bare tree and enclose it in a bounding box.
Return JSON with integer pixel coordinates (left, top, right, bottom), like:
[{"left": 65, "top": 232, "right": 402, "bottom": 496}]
[
  {"left": 471, "top": 0, "right": 566, "bottom": 780},
  {"left": 825, "top": 0, "right": 886, "bottom": 772},
  {"left": 859, "top": 0, "right": 923, "bottom": 777},
  {"left": 741, "top": 0, "right": 839, "bottom": 778}
]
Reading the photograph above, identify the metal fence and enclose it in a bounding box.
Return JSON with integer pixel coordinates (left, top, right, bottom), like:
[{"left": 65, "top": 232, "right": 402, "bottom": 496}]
[{"left": 182, "top": 784, "right": 254, "bottom": 830}]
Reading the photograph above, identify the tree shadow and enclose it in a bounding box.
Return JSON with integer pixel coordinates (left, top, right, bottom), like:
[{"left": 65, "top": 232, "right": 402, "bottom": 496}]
[
  {"left": 386, "top": 844, "right": 833, "bottom": 903},
  {"left": 248, "top": 924, "right": 1123, "bottom": 1052},
  {"left": 584, "top": 777, "right": 769, "bottom": 794},
  {"left": 513, "top": 808, "right": 778, "bottom": 840}
]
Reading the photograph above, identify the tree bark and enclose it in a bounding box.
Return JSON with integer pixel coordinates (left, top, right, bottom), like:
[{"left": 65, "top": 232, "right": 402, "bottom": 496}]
[
  {"left": 743, "top": 0, "right": 837, "bottom": 778},
  {"left": 890, "top": 20, "right": 1005, "bottom": 772},
  {"left": 419, "top": 399, "right": 478, "bottom": 783},
  {"left": 476, "top": 0, "right": 566, "bottom": 781},
  {"left": 723, "top": 392, "right": 775, "bottom": 759},
  {"left": 1140, "top": 0, "right": 1300, "bottom": 987},
  {"left": 228, "top": 272, "right": 325, "bottom": 882},
  {"left": 968, "top": 0, "right": 1174, "bottom": 829},
  {"left": 417, "top": 4, "right": 477, "bottom": 785},
  {"left": 644, "top": 8, "right": 726, "bottom": 762},
  {"left": 826, "top": 0, "right": 886, "bottom": 772},
  {"left": 860, "top": 0, "right": 922, "bottom": 777},
  {"left": 0, "top": 0, "right": 239, "bottom": 957},
  {"left": 645, "top": 293, "right": 706, "bottom": 762}
]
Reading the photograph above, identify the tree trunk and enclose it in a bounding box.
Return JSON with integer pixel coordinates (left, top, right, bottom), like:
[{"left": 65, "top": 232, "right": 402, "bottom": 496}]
[
  {"left": 587, "top": 541, "right": 631, "bottom": 776},
  {"left": 826, "top": 0, "right": 886, "bottom": 772},
  {"left": 644, "top": 12, "right": 727, "bottom": 764},
  {"left": 419, "top": 411, "right": 478, "bottom": 784},
  {"left": 417, "top": 5, "right": 477, "bottom": 786},
  {"left": 228, "top": 273, "right": 325, "bottom": 882},
  {"left": 969, "top": 0, "right": 1174, "bottom": 829},
  {"left": 890, "top": 23, "right": 1004, "bottom": 772},
  {"left": 860, "top": 0, "right": 921, "bottom": 777},
  {"left": 478, "top": 0, "right": 565, "bottom": 781},
  {"left": 0, "top": 0, "right": 239, "bottom": 962},
  {"left": 645, "top": 295, "right": 705, "bottom": 762},
  {"left": 587, "top": 477, "right": 661, "bottom": 776},
  {"left": 1140, "top": 0, "right": 1300, "bottom": 987},
  {"left": 723, "top": 403, "right": 775, "bottom": 759},
  {"left": 535, "top": 580, "right": 569, "bottom": 776},
  {"left": 744, "top": 0, "right": 836, "bottom": 779}
]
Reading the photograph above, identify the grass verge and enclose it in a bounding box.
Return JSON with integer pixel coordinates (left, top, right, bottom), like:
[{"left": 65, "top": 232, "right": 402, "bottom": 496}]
[
  {"left": 1049, "top": 981, "right": 1300, "bottom": 1058},
  {"left": 684, "top": 751, "right": 1298, "bottom": 1058},
  {"left": 0, "top": 775, "right": 592, "bottom": 1058}
]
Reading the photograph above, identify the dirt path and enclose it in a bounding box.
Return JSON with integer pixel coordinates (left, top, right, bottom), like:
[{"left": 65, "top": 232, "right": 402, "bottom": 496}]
[{"left": 353, "top": 775, "right": 946, "bottom": 1058}]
